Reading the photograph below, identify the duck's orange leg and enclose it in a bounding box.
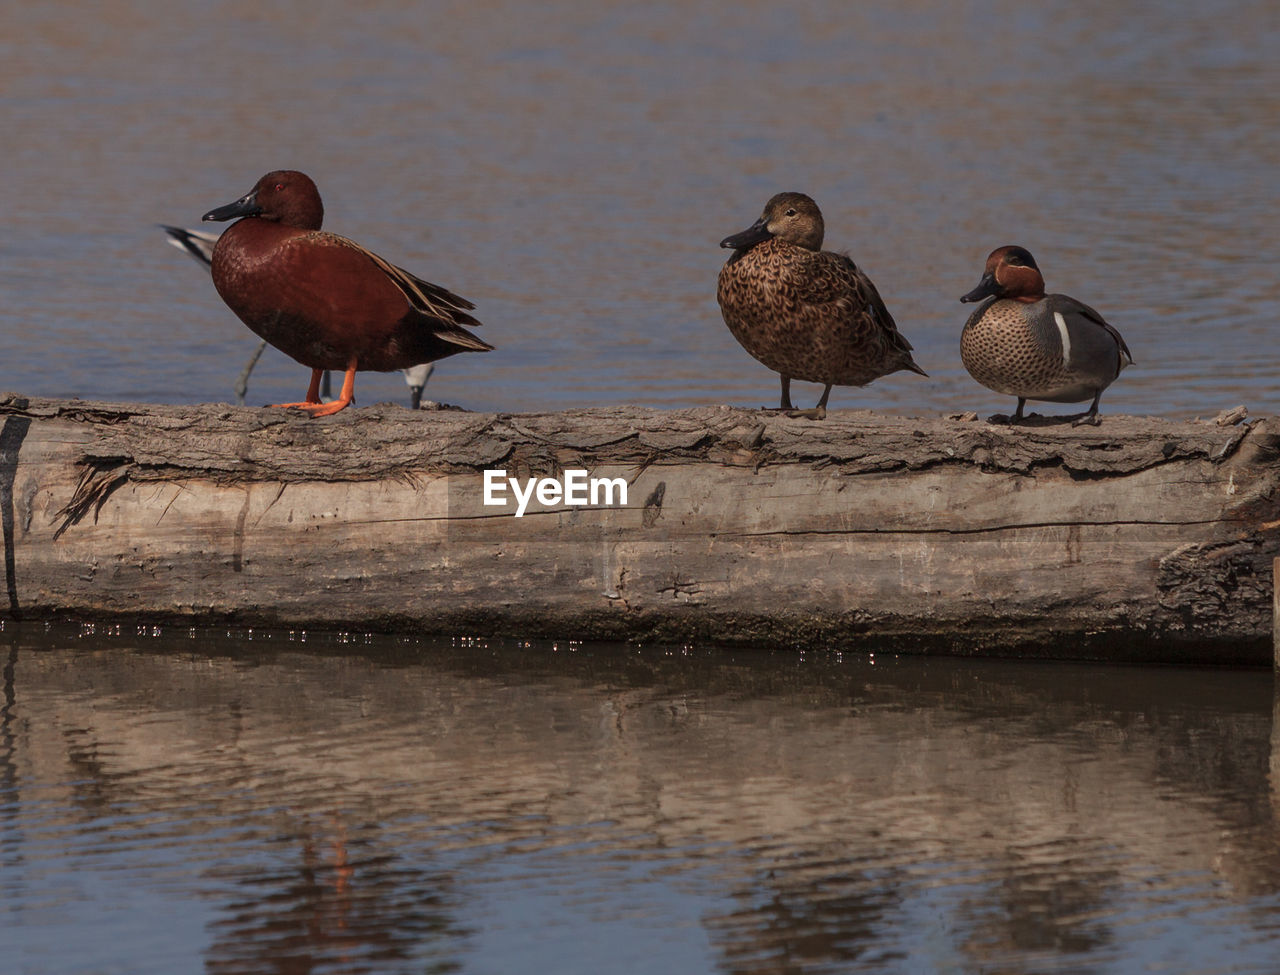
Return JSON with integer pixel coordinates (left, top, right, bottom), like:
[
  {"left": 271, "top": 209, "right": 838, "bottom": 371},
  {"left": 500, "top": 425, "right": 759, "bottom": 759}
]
[
  {"left": 298, "top": 359, "right": 356, "bottom": 418},
  {"left": 271, "top": 368, "right": 324, "bottom": 408}
]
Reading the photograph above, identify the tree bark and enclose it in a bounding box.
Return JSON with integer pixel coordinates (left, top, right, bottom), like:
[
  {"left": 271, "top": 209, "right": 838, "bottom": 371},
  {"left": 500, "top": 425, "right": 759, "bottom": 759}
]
[{"left": 2, "top": 392, "right": 1277, "bottom": 663}]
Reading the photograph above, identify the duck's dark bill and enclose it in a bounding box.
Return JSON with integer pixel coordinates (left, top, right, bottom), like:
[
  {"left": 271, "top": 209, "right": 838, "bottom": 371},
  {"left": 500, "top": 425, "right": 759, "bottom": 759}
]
[
  {"left": 719, "top": 216, "right": 772, "bottom": 250},
  {"left": 960, "top": 273, "right": 999, "bottom": 303},
  {"left": 203, "top": 192, "right": 262, "bottom": 223}
]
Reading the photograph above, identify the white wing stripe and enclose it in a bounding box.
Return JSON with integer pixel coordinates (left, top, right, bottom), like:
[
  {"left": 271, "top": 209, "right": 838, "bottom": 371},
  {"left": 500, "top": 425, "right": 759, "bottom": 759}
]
[{"left": 1053, "top": 311, "right": 1072, "bottom": 368}]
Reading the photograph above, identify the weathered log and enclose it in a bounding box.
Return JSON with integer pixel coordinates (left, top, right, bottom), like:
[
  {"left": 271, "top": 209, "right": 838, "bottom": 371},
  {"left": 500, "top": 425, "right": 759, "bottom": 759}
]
[{"left": 2, "top": 392, "right": 1277, "bottom": 663}]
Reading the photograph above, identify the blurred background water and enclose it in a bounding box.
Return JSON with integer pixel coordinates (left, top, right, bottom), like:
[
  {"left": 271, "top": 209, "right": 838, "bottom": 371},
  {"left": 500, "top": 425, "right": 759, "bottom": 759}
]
[
  {"left": 2, "top": 0, "right": 1277, "bottom": 417},
  {"left": 1, "top": 623, "right": 1279, "bottom": 974}
]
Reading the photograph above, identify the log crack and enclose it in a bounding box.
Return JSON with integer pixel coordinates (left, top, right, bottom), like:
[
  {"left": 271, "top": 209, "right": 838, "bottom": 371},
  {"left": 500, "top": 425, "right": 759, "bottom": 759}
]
[{"left": 732, "top": 516, "right": 1248, "bottom": 538}]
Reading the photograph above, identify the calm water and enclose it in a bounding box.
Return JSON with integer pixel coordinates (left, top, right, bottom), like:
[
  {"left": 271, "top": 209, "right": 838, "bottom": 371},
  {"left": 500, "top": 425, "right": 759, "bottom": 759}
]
[
  {"left": 1, "top": 1, "right": 1278, "bottom": 417},
  {"left": 0, "top": 622, "right": 1277, "bottom": 974}
]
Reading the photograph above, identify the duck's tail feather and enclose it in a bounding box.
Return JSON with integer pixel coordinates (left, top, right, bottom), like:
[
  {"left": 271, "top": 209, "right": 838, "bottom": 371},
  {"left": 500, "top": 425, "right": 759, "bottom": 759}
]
[
  {"left": 159, "top": 225, "right": 218, "bottom": 270},
  {"left": 432, "top": 322, "right": 495, "bottom": 352}
]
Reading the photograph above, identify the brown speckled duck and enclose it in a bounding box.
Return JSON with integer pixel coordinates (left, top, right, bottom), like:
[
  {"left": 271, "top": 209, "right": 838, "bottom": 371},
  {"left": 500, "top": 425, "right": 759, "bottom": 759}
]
[
  {"left": 717, "top": 192, "right": 926, "bottom": 418},
  {"left": 960, "top": 245, "right": 1132, "bottom": 426}
]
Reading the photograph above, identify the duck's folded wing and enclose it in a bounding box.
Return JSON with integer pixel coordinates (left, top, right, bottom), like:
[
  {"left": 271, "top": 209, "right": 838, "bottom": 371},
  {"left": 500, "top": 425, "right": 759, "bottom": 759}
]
[
  {"left": 1061, "top": 296, "right": 1133, "bottom": 366},
  {"left": 791, "top": 252, "right": 916, "bottom": 354},
  {"left": 318, "top": 232, "right": 484, "bottom": 330}
]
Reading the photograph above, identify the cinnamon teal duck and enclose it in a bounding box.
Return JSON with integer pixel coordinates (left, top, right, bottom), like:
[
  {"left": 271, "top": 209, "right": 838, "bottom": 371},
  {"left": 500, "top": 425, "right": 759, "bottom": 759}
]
[
  {"left": 960, "top": 245, "right": 1132, "bottom": 426},
  {"left": 202, "top": 171, "right": 491, "bottom": 417},
  {"left": 717, "top": 192, "right": 926, "bottom": 419},
  {"left": 160, "top": 224, "right": 436, "bottom": 408}
]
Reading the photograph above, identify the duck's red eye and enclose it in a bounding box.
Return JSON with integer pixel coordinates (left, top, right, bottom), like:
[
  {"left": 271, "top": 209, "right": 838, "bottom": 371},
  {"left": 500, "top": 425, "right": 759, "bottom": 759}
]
[{"left": 275, "top": 183, "right": 285, "bottom": 191}]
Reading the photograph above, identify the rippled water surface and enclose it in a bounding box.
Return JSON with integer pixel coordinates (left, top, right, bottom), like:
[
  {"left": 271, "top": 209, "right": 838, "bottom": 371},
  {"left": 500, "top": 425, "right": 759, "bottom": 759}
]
[
  {"left": 0, "top": 623, "right": 1278, "bottom": 973},
  {"left": 2, "top": 0, "right": 1278, "bottom": 417}
]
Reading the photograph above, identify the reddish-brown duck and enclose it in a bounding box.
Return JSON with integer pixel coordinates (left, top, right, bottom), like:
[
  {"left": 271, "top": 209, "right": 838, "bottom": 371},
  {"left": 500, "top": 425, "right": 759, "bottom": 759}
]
[{"left": 202, "top": 170, "right": 492, "bottom": 417}]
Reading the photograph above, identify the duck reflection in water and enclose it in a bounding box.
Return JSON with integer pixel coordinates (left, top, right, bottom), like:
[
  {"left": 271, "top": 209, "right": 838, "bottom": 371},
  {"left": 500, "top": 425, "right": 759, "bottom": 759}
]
[{"left": 204, "top": 813, "right": 466, "bottom": 973}]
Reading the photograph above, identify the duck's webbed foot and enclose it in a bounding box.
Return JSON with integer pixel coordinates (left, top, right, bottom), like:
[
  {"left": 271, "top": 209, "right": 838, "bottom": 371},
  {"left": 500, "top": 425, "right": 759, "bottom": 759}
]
[
  {"left": 1070, "top": 392, "right": 1103, "bottom": 427},
  {"left": 785, "top": 405, "right": 827, "bottom": 420},
  {"left": 758, "top": 375, "right": 802, "bottom": 413},
  {"left": 987, "top": 397, "right": 1027, "bottom": 425},
  {"left": 273, "top": 361, "right": 357, "bottom": 418},
  {"left": 784, "top": 383, "right": 831, "bottom": 420},
  {"left": 270, "top": 368, "right": 325, "bottom": 409}
]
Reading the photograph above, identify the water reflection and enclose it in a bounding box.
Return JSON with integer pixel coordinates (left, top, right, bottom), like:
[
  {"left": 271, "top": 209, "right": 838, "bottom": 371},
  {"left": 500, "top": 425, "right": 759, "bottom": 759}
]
[
  {"left": 205, "top": 819, "right": 467, "bottom": 975},
  {"left": 708, "top": 875, "right": 910, "bottom": 974},
  {"left": 0, "top": 623, "right": 1277, "bottom": 973}
]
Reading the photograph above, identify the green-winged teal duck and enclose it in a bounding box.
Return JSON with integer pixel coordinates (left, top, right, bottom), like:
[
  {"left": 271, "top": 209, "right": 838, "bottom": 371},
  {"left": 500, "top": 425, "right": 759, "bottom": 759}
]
[
  {"left": 960, "top": 245, "right": 1133, "bottom": 426},
  {"left": 717, "top": 192, "right": 926, "bottom": 418}
]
